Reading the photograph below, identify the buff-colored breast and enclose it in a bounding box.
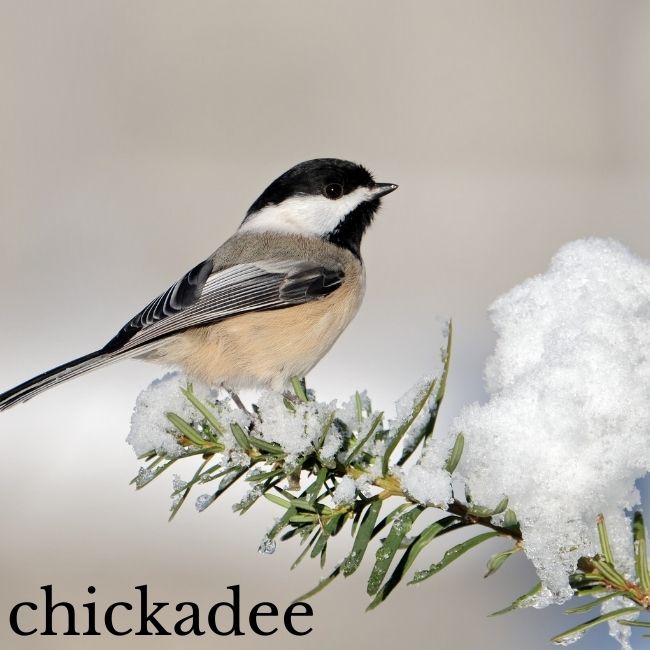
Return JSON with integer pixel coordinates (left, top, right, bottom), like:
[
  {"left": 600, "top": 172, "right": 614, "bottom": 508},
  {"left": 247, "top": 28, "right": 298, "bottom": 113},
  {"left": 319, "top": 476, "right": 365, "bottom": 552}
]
[{"left": 148, "top": 255, "right": 365, "bottom": 390}]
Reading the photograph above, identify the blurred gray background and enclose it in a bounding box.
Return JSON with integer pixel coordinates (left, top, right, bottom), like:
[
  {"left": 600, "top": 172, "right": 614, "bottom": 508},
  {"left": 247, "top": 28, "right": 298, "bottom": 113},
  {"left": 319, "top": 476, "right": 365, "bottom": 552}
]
[{"left": 1, "top": 1, "right": 649, "bottom": 648}]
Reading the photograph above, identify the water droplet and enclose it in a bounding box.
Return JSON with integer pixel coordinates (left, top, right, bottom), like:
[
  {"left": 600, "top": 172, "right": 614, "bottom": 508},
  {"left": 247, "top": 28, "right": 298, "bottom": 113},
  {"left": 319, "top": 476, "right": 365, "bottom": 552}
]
[
  {"left": 258, "top": 536, "right": 276, "bottom": 555},
  {"left": 172, "top": 474, "right": 187, "bottom": 491},
  {"left": 135, "top": 467, "right": 154, "bottom": 488},
  {"left": 195, "top": 494, "right": 214, "bottom": 512},
  {"left": 554, "top": 631, "right": 583, "bottom": 646}
]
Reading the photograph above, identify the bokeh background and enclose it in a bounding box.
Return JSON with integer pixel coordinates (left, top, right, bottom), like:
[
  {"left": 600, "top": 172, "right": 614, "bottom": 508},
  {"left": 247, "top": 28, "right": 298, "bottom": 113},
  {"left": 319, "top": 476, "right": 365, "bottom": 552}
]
[{"left": 1, "top": 1, "right": 650, "bottom": 648}]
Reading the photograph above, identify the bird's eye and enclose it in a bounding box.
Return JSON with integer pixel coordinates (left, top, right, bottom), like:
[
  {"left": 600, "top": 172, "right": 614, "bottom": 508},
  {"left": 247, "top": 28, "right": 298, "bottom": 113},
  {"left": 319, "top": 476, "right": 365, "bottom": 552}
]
[{"left": 323, "top": 183, "right": 344, "bottom": 200}]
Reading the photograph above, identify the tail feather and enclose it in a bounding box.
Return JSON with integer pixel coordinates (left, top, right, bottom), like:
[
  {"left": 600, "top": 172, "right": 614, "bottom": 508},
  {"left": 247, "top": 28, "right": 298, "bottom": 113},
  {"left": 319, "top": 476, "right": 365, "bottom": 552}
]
[{"left": 0, "top": 349, "right": 118, "bottom": 411}]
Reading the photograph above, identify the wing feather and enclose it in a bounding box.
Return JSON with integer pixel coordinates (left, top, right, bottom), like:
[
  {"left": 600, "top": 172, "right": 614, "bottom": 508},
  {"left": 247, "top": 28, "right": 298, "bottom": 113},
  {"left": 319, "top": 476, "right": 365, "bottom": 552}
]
[{"left": 104, "top": 258, "right": 344, "bottom": 352}]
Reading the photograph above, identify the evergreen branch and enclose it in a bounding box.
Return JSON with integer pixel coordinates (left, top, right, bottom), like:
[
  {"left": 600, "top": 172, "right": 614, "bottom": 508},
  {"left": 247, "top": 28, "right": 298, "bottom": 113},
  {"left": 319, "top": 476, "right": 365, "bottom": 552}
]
[{"left": 128, "top": 328, "right": 650, "bottom": 646}]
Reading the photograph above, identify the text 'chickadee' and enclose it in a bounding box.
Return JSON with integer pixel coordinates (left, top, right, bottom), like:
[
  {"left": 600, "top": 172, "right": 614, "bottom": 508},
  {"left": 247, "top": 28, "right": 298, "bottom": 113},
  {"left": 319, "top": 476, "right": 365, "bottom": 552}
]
[{"left": 0, "top": 158, "right": 398, "bottom": 411}]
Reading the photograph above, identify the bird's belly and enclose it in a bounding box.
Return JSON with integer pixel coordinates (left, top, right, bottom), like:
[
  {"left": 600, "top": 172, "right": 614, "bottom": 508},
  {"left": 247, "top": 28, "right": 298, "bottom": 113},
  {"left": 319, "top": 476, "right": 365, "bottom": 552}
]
[{"left": 151, "top": 275, "right": 364, "bottom": 390}]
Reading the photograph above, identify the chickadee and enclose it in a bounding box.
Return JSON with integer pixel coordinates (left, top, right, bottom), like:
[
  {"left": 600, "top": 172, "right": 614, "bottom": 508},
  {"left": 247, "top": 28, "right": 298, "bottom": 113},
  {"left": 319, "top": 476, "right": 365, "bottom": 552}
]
[{"left": 0, "top": 158, "right": 397, "bottom": 411}]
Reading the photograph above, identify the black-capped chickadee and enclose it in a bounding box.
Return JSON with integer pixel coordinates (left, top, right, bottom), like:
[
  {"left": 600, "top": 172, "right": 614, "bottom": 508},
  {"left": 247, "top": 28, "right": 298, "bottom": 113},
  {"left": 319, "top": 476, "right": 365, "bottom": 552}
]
[{"left": 0, "top": 159, "right": 397, "bottom": 411}]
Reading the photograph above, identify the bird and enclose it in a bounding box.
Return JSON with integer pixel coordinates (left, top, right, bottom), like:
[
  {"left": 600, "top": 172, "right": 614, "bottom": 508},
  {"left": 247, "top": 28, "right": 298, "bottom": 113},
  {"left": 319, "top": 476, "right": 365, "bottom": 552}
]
[{"left": 0, "top": 159, "right": 398, "bottom": 411}]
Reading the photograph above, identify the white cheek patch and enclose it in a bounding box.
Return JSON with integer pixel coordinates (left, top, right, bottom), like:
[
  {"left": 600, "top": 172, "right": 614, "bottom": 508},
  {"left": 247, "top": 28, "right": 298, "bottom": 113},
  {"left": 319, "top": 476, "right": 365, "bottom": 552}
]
[{"left": 240, "top": 186, "right": 371, "bottom": 237}]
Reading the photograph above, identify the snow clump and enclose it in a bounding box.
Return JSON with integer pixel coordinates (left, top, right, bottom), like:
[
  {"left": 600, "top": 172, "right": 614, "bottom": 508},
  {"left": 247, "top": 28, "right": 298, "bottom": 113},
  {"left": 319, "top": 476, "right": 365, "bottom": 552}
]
[{"left": 454, "top": 238, "right": 650, "bottom": 601}]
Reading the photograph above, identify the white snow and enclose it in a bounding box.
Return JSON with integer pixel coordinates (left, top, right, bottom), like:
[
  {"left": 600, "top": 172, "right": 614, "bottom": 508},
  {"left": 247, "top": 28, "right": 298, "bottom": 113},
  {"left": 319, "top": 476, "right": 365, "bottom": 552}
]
[
  {"left": 602, "top": 595, "right": 638, "bottom": 650},
  {"left": 337, "top": 391, "right": 372, "bottom": 430},
  {"left": 389, "top": 375, "right": 437, "bottom": 458},
  {"left": 401, "top": 460, "right": 452, "bottom": 507},
  {"left": 127, "top": 372, "right": 216, "bottom": 457},
  {"left": 332, "top": 476, "right": 357, "bottom": 505},
  {"left": 254, "top": 391, "right": 338, "bottom": 464},
  {"left": 453, "top": 238, "right": 650, "bottom": 600},
  {"left": 127, "top": 372, "right": 256, "bottom": 464},
  {"left": 389, "top": 372, "right": 454, "bottom": 507},
  {"left": 320, "top": 426, "right": 343, "bottom": 462}
]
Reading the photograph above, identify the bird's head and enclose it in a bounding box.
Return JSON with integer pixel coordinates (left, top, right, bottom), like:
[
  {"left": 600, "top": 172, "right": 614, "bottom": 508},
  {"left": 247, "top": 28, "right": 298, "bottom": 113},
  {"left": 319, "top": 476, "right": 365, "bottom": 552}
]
[{"left": 240, "top": 158, "right": 398, "bottom": 258}]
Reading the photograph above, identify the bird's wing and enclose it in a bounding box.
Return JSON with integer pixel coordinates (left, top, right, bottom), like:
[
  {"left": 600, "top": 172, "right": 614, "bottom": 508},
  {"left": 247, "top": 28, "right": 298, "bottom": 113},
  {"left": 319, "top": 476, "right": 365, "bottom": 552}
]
[{"left": 104, "top": 258, "right": 344, "bottom": 352}]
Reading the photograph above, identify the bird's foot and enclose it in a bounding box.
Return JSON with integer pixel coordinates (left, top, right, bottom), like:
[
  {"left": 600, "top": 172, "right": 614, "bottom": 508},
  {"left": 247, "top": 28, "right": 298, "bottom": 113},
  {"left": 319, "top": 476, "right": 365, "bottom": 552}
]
[
  {"left": 224, "top": 386, "right": 251, "bottom": 416},
  {"left": 286, "top": 469, "right": 301, "bottom": 491},
  {"left": 283, "top": 391, "right": 299, "bottom": 405}
]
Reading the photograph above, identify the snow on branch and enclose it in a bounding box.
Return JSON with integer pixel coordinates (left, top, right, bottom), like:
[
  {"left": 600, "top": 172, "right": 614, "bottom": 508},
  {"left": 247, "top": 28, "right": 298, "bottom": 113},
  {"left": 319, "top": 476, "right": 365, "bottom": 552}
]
[{"left": 127, "top": 238, "right": 650, "bottom": 649}]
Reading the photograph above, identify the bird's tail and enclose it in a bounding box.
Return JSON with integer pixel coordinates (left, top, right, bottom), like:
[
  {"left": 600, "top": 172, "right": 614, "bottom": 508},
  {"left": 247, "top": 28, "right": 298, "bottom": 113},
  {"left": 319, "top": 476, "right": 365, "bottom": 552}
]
[{"left": 0, "top": 349, "right": 120, "bottom": 411}]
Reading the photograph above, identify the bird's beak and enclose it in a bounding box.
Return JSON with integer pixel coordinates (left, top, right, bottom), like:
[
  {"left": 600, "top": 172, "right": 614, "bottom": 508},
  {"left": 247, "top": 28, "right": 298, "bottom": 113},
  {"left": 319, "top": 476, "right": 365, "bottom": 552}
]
[{"left": 368, "top": 182, "right": 398, "bottom": 199}]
